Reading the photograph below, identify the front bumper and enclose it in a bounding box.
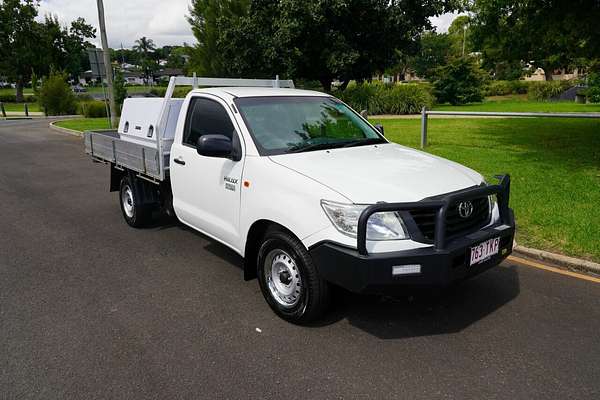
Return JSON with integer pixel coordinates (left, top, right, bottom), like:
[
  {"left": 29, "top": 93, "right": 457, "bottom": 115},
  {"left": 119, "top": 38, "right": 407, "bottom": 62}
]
[
  {"left": 310, "top": 214, "right": 514, "bottom": 294},
  {"left": 309, "top": 175, "right": 515, "bottom": 294}
]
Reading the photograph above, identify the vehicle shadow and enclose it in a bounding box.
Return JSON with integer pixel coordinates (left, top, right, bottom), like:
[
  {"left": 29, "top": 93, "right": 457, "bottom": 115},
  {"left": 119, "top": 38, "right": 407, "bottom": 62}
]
[
  {"left": 316, "top": 265, "right": 520, "bottom": 339},
  {"left": 160, "top": 219, "right": 520, "bottom": 340}
]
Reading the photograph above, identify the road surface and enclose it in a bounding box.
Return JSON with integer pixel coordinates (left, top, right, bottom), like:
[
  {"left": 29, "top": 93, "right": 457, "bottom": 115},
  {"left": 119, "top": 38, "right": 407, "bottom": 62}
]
[{"left": 1, "top": 119, "right": 599, "bottom": 399}]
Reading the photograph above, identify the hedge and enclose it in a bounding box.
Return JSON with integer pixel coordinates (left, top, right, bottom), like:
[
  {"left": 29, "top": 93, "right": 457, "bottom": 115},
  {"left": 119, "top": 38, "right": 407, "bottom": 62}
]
[
  {"left": 337, "top": 82, "right": 433, "bottom": 115},
  {"left": 527, "top": 80, "right": 574, "bottom": 101},
  {"left": 483, "top": 80, "right": 530, "bottom": 96},
  {"left": 0, "top": 94, "right": 37, "bottom": 103},
  {"left": 149, "top": 87, "right": 192, "bottom": 98},
  {"left": 78, "top": 101, "right": 108, "bottom": 118}
]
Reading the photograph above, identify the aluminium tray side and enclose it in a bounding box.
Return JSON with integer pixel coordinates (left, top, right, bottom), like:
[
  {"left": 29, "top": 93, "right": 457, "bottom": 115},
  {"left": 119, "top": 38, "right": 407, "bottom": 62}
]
[{"left": 84, "top": 130, "right": 166, "bottom": 180}]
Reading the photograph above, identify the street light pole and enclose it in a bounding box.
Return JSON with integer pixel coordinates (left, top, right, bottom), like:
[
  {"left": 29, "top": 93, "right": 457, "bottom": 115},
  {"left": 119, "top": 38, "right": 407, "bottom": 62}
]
[{"left": 96, "top": 0, "right": 117, "bottom": 128}]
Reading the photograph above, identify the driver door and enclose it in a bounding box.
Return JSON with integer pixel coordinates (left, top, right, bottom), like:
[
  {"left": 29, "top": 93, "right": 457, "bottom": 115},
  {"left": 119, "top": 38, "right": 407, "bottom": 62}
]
[{"left": 170, "top": 95, "right": 244, "bottom": 250}]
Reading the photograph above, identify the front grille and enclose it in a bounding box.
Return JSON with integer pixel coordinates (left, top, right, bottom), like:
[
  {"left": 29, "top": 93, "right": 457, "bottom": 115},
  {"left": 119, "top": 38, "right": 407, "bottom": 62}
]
[{"left": 408, "top": 196, "right": 491, "bottom": 242}]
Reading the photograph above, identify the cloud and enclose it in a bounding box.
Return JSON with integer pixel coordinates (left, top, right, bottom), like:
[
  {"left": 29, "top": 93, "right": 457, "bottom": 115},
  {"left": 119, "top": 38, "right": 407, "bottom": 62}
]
[
  {"left": 38, "top": 0, "right": 196, "bottom": 48},
  {"left": 430, "top": 12, "right": 466, "bottom": 33}
]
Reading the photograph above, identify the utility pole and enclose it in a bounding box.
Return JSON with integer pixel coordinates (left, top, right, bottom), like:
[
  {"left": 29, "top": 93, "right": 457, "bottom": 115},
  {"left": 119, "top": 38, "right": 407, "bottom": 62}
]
[
  {"left": 96, "top": 0, "right": 117, "bottom": 128},
  {"left": 462, "top": 24, "right": 468, "bottom": 57}
]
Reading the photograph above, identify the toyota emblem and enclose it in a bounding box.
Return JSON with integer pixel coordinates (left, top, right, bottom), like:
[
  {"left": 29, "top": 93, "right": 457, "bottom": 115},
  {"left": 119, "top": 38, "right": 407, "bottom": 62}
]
[{"left": 458, "top": 201, "right": 474, "bottom": 218}]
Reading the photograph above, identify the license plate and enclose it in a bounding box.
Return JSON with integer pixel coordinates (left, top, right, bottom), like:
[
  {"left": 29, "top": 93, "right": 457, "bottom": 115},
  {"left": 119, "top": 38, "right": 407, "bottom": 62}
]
[{"left": 469, "top": 237, "right": 500, "bottom": 266}]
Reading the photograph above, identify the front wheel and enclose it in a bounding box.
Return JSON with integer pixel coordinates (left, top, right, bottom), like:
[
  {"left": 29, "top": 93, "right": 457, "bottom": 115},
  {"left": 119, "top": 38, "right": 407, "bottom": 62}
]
[{"left": 257, "top": 228, "right": 330, "bottom": 324}]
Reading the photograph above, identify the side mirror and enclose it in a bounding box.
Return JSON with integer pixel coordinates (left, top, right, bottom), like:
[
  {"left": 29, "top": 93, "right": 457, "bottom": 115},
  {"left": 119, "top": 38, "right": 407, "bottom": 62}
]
[
  {"left": 375, "top": 124, "right": 385, "bottom": 136},
  {"left": 197, "top": 134, "right": 233, "bottom": 158}
]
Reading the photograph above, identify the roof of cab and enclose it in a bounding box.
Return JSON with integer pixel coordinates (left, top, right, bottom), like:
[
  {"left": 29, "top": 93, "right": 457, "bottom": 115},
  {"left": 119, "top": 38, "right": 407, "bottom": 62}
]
[{"left": 189, "top": 87, "right": 330, "bottom": 98}]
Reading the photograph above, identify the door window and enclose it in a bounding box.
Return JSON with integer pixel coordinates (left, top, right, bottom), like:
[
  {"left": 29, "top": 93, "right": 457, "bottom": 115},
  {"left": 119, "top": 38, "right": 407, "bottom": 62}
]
[{"left": 183, "top": 97, "right": 235, "bottom": 147}]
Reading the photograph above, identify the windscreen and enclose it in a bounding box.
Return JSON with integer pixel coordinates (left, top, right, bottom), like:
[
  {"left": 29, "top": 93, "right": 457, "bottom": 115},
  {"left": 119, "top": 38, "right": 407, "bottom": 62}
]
[{"left": 234, "top": 96, "right": 385, "bottom": 155}]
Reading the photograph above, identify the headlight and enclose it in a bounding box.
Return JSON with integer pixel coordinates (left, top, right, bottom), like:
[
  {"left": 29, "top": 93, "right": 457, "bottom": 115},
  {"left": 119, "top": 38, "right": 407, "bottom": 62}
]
[{"left": 320, "top": 200, "right": 409, "bottom": 241}]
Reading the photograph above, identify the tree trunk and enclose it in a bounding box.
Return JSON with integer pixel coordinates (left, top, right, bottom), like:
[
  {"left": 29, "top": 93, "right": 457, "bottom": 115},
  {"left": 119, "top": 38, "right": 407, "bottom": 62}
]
[
  {"left": 319, "top": 78, "right": 332, "bottom": 93},
  {"left": 339, "top": 80, "right": 350, "bottom": 91},
  {"left": 15, "top": 78, "right": 24, "bottom": 102},
  {"left": 543, "top": 67, "right": 553, "bottom": 81}
]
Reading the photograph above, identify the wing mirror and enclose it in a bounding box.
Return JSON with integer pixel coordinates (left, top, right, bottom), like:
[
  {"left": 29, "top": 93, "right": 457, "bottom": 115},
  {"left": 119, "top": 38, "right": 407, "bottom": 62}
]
[
  {"left": 374, "top": 124, "right": 385, "bottom": 136},
  {"left": 197, "top": 134, "right": 233, "bottom": 158}
]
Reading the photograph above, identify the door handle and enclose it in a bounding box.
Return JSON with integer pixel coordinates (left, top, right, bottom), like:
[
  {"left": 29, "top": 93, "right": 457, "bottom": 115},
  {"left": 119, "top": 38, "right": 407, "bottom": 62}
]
[{"left": 173, "top": 157, "right": 186, "bottom": 166}]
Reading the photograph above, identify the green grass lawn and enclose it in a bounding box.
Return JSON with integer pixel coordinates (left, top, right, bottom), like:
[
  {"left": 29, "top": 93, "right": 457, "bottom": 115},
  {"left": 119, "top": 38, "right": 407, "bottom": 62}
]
[
  {"left": 85, "top": 85, "right": 157, "bottom": 94},
  {"left": 2, "top": 102, "right": 41, "bottom": 112},
  {"left": 0, "top": 87, "right": 34, "bottom": 96},
  {"left": 371, "top": 117, "right": 600, "bottom": 262},
  {"left": 59, "top": 117, "right": 600, "bottom": 262},
  {"left": 54, "top": 118, "right": 112, "bottom": 131},
  {"left": 433, "top": 97, "right": 600, "bottom": 113}
]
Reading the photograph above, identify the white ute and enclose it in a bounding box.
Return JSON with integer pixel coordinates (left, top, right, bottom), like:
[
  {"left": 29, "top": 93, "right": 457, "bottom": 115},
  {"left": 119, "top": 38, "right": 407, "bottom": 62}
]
[{"left": 84, "top": 76, "right": 515, "bottom": 323}]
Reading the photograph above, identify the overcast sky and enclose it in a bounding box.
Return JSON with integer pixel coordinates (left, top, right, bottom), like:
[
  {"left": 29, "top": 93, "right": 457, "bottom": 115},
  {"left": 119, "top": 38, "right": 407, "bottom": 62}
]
[{"left": 38, "top": 0, "right": 461, "bottom": 48}]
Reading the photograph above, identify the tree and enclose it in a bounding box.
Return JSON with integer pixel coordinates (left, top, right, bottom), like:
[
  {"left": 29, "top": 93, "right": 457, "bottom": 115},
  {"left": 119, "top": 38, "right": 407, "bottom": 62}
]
[
  {"left": 187, "top": 0, "right": 249, "bottom": 76},
  {"left": 38, "top": 69, "right": 77, "bottom": 115},
  {"left": 411, "top": 31, "right": 453, "bottom": 79},
  {"left": 166, "top": 46, "right": 190, "bottom": 69},
  {"left": 63, "top": 17, "right": 96, "bottom": 78},
  {"left": 133, "top": 36, "right": 157, "bottom": 83},
  {"left": 432, "top": 57, "right": 486, "bottom": 105},
  {"left": 0, "top": 0, "right": 42, "bottom": 101},
  {"left": 188, "top": 0, "right": 462, "bottom": 90},
  {"left": 37, "top": 15, "right": 95, "bottom": 80},
  {"left": 113, "top": 69, "right": 128, "bottom": 112},
  {"left": 447, "top": 15, "right": 471, "bottom": 57},
  {"left": 469, "top": 0, "right": 600, "bottom": 81},
  {"left": 0, "top": 1, "right": 95, "bottom": 101}
]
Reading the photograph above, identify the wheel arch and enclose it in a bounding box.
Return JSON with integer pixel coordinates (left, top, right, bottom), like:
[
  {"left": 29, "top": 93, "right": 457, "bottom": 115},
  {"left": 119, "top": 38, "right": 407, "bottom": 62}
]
[{"left": 243, "top": 219, "right": 299, "bottom": 281}]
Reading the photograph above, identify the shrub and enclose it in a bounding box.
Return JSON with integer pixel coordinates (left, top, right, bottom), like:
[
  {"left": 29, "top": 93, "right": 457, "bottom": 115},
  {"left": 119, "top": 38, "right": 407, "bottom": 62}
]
[
  {"left": 0, "top": 94, "right": 37, "bottom": 103},
  {"left": 149, "top": 87, "right": 193, "bottom": 98},
  {"left": 78, "top": 101, "right": 108, "bottom": 118},
  {"left": 432, "top": 58, "right": 486, "bottom": 105},
  {"left": 382, "top": 84, "right": 434, "bottom": 114},
  {"left": 337, "top": 82, "right": 433, "bottom": 115},
  {"left": 509, "top": 80, "right": 530, "bottom": 95},
  {"left": 483, "top": 80, "right": 531, "bottom": 97},
  {"left": 113, "top": 70, "right": 128, "bottom": 112},
  {"left": 39, "top": 70, "right": 77, "bottom": 115},
  {"left": 484, "top": 80, "right": 512, "bottom": 96},
  {"left": 584, "top": 73, "right": 600, "bottom": 103},
  {"left": 527, "top": 80, "right": 574, "bottom": 101},
  {"left": 337, "top": 82, "right": 379, "bottom": 113},
  {"left": 149, "top": 88, "right": 165, "bottom": 97}
]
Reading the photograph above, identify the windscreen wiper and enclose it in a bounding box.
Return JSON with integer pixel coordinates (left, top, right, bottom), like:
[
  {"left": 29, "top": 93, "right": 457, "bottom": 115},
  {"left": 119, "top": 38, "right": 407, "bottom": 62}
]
[
  {"left": 341, "top": 138, "right": 386, "bottom": 148},
  {"left": 287, "top": 142, "right": 342, "bottom": 153}
]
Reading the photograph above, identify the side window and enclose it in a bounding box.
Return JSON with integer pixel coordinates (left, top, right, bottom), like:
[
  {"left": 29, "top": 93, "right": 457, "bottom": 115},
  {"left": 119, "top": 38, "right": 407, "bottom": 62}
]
[{"left": 183, "top": 97, "right": 235, "bottom": 147}]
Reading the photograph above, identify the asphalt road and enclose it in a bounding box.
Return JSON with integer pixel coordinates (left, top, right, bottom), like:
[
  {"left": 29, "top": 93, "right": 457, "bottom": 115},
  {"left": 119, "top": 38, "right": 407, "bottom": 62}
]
[{"left": 1, "top": 119, "right": 599, "bottom": 399}]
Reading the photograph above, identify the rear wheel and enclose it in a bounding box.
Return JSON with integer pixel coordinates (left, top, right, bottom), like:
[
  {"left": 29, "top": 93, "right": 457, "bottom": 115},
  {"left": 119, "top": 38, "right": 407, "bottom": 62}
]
[
  {"left": 119, "top": 175, "right": 151, "bottom": 228},
  {"left": 257, "top": 228, "right": 330, "bottom": 324}
]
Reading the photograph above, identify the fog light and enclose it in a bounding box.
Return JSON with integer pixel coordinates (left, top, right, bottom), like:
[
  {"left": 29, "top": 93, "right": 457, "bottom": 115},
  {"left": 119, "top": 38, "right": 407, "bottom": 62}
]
[{"left": 392, "top": 264, "right": 421, "bottom": 276}]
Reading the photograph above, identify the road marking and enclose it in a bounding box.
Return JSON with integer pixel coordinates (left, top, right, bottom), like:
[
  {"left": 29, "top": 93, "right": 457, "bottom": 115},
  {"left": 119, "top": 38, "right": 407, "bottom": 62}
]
[{"left": 507, "top": 255, "right": 600, "bottom": 284}]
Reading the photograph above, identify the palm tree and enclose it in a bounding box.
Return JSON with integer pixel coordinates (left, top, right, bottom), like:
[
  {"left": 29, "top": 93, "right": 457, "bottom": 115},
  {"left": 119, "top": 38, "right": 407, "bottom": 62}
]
[
  {"left": 133, "top": 37, "right": 157, "bottom": 84},
  {"left": 133, "top": 36, "right": 156, "bottom": 55}
]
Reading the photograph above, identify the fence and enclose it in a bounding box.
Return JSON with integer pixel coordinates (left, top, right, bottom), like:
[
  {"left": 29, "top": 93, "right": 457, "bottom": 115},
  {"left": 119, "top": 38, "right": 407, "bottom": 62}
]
[{"left": 420, "top": 108, "right": 600, "bottom": 149}]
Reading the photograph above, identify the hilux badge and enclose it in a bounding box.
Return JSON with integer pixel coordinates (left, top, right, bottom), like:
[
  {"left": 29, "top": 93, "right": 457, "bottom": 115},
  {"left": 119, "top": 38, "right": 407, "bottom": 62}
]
[
  {"left": 224, "top": 176, "right": 238, "bottom": 192},
  {"left": 458, "top": 201, "right": 474, "bottom": 218}
]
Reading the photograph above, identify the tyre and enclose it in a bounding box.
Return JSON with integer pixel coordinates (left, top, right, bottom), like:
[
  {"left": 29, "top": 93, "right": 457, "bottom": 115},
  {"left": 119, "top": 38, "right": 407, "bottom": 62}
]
[
  {"left": 119, "top": 175, "right": 151, "bottom": 228},
  {"left": 257, "top": 228, "right": 330, "bottom": 324}
]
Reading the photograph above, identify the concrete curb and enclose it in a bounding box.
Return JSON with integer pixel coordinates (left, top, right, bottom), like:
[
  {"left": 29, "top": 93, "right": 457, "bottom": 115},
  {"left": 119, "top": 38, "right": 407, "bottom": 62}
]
[
  {"left": 49, "top": 119, "right": 84, "bottom": 137},
  {"left": 513, "top": 242, "right": 600, "bottom": 276}
]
